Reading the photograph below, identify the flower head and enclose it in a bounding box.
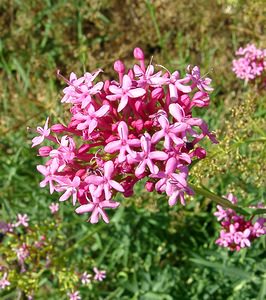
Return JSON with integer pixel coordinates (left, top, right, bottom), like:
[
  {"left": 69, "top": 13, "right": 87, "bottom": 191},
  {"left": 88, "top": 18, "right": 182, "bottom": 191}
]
[{"left": 32, "top": 47, "right": 217, "bottom": 224}]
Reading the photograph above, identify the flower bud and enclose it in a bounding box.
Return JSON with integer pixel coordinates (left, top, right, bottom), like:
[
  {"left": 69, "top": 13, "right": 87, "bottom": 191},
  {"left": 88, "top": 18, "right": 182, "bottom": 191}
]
[
  {"left": 133, "top": 47, "right": 145, "bottom": 60},
  {"left": 151, "top": 87, "right": 164, "bottom": 100},
  {"left": 131, "top": 119, "right": 143, "bottom": 131},
  {"left": 194, "top": 147, "right": 206, "bottom": 159},
  {"left": 104, "top": 80, "right": 110, "bottom": 93},
  {"left": 38, "top": 146, "right": 52, "bottom": 157},
  {"left": 51, "top": 124, "right": 65, "bottom": 133},
  {"left": 114, "top": 60, "right": 125, "bottom": 74},
  {"left": 145, "top": 181, "right": 154, "bottom": 192}
]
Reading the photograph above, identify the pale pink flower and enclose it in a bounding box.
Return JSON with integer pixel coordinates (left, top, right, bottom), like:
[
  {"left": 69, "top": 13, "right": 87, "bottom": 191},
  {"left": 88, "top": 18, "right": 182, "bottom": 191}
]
[
  {"left": 215, "top": 193, "right": 266, "bottom": 251},
  {"left": 187, "top": 65, "right": 213, "bottom": 92},
  {"left": 32, "top": 117, "right": 50, "bottom": 147},
  {"left": 57, "top": 176, "right": 80, "bottom": 205},
  {"left": 232, "top": 44, "right": 266, "bottom": 83},
  {"left": 93, "top": 267, "right": 106, "bottom": 281},
  {"left": 15, "top": 214, "right": 29, "bottom": 227},
  {"left": 151, "top": 114, "right": 186, "bottom": 149},
  {"left": 214, "top": 205, "right": 228, "bottom": 221},
  {"left": 67, "top": 291, "right": 81, "bottom": 300},
  {"left": 80, "top": 272, "right": 92, "bottom": 285},
  {"left": 37, "top": 158, "right": 60, "bottom": 194},
  {"left": 167, "top": 71, "right": 192, "bottom": 101},
  {"left": 0, "top": 273, "right": 10, "bottom": 290},
  {"left": 49, "top": 202, "right": 59, "bottom": 214},
  {"left": 74, "top": 104, "right": 109, "bottom": 133}
]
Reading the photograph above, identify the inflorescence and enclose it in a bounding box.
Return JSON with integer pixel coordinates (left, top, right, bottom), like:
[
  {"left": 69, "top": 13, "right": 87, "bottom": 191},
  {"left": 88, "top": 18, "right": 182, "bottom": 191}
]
[
  {"left": 232, "top": 44, "right": 266, "bottom": 84},
  {"left": 214, "top": 193, "right": 266, "bottom": 251},
  {"left": 32, "top": 47, "right": 218, "bottom": 224}
]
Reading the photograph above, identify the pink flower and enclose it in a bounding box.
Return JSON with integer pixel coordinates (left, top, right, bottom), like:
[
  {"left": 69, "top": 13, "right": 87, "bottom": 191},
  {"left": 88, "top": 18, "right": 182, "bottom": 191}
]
[
  {"left": 32, "top": 117, "right": 50, "bottom": 147},
  {"left": 151, "top": 114, "right": 186, "bottom": 149},
  {"left": 214, "top": 205, "right": 228, "bottom": 221},
  {"left": 37, "top": 158, "right": 60, "bottom": 194},
  {"left": 104, "top": 121, "right": 140, "bottom": 163},
  {"left": 49, "top": 202, "right": 59, "bottom": 214},
  {"left": 187, "top": 65, "right": 213, "bottom": 92},
  {"left": 57, "top": 176, "right": 80, "bottom": 205},
  {"left": 80, "top": 272, "right": 92, "bottom": 285},
  {"left": 15, "top": 214, "right": 29, "bottom": 227},
  {"left": 107, "top": 74, "right": 146, "bottom": 112},
  {"left": 135, "top": 133, "right": 168, "bottom": 176},
  {"left": 85, "top": 161, "right": 124, "bottom": 200},
  {"left": 167, "top": 71, "right": 192, "bottom": 101},
  {"left": 93, "top": 267, "right": 106, "bottom": 281},
  {"left": 0, "top": 273, "right": 10, "bottom": 290},
  {"left": 74, "top": 104, "right": 109, "bottom": 133},
  {"left": 67, "top": 291, "right": 81, "bottom": 300},
  {"left": 75, "top": 185, "right": 120, "bottom": 224},
  {"left": 13, "top": 243, "right": 29, "bottom": 272}
]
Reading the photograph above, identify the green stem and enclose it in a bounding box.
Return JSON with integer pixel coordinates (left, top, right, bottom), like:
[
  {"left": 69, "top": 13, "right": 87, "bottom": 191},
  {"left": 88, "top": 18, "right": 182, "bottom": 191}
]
[{"left": 189, "top": 184, "right": 250, "bottom": 216}]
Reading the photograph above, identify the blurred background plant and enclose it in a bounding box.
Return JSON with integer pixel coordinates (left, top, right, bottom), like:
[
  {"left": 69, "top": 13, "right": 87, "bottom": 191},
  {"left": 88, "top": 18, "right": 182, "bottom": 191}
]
[{"left": 0, "top": 0, "right": 265, "bottom": 299}]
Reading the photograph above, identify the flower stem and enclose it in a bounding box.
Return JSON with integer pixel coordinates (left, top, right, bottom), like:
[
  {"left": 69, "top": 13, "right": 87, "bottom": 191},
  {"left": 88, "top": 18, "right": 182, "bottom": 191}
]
[{"left": 189, "top": 183, "right": 250, "bottom": 216}]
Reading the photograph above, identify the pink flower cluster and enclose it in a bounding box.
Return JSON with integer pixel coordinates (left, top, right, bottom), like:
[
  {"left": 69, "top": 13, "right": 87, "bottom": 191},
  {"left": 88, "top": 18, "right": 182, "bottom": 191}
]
[
  {"left": 232, "top": 44, "right": 266, "bottom": 82},
  {"left": 214, "top": 193, "right": 266, "bottom": 251},
  {"left": 32, "top": 47, "right": 217, "bottom": 224}
]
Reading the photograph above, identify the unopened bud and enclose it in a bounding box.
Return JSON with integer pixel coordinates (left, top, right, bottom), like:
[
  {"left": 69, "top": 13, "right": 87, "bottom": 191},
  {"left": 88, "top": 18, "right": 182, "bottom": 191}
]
[
  {"left": 133, "top": 47, "right": 145, "bottom": 60},
  {"left": 51, "top": 124, "right": 65, "bottom": 133},
  {"left": 114, "top": 60, "right": 125, "bottom": 74},
  {"left": 145, "top": 181, "right": 154, "bottom": 192},
  {"left": 38, "top": 146, "right": 52, "bottom": 157}
]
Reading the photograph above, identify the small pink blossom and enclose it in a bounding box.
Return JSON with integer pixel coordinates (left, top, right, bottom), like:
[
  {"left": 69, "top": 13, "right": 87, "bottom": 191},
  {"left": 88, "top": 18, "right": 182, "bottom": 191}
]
[
  {"left": 37, "top": 158, "right": 60, "bottom": 194},
  {"left": 93, "top": 267, "right": 106, "bottom": 281},
  {"left": 49, "top": 202, "right": 59, "bottom": 214},
  {"left": 107, "top": 74, "right": 146, "bottom": 112},
  {"left": 75, "top": 185, "right": 120, "bottom": 224},
  {"left": 80, "top": 272, "right": 92, "bottom": 285},
  {"left": 32, "top": 117, "right": 50, "bottom": 147},
  {"left": 104, "top": 121, "right": 140, "bottom": 163},
  {"left": 67, "top": 291, "right": 81, "bottom": 300},
  {"left": 57, "top": 176, "right": 80, "bottom": 205},
  {"left": 15, "top": 214, "right": 29, "bottom": 227},
  {"left": 0, "top": 273, "right": 10, "bottom": 290}
]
